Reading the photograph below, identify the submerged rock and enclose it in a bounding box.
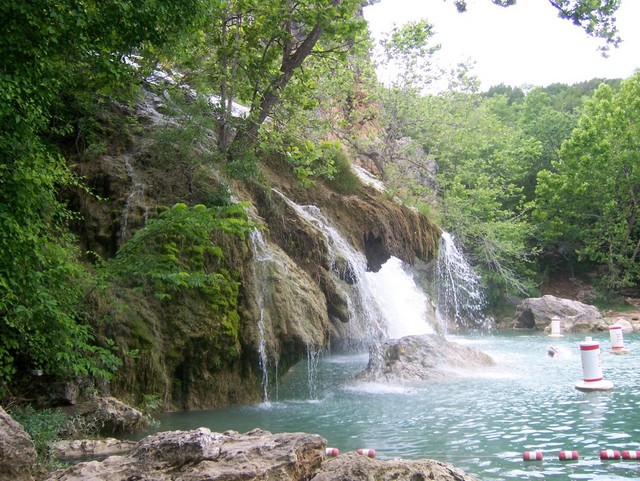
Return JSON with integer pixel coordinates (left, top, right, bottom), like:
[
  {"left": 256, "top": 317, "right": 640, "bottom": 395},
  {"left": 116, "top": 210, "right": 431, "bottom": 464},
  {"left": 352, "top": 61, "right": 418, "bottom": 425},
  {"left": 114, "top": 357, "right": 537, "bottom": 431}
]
[
  {"left": 356, "top": 334, "right": 494, "bottom": 383},
  {"left": 45, "top": 427, "right": 478, "bottom": 481}
]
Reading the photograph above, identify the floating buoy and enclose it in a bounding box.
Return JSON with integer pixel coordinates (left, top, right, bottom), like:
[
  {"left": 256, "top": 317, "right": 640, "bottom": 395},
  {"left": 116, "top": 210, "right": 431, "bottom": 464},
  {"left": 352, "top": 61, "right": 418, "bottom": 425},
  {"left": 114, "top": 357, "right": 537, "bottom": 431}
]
[
  {"left": 549, "top": 316, "right": 564, "bottom": 338},
  {"left": 522, "top": 451, "right": 543, "bottom": 461},
  {"left": 357, "top": 448, "right": 376, "bottom": 458},
  {"left": 558, "top": 450, "right": 579, "bottom": 461},
  {"left": 622, "top": 450, "right": 640, "bottom": 460},
  {"left": 600, "top": 449, "right": 621, "bottom": 460},
  {"left": 325, "top": 447, "right": 339, "bottom": 457},
  {"left": 575, "top": 337, "right": 614, "bottom": 392},
  {"left": 609, "top": 325, "right": 630, "bottom": 354}
]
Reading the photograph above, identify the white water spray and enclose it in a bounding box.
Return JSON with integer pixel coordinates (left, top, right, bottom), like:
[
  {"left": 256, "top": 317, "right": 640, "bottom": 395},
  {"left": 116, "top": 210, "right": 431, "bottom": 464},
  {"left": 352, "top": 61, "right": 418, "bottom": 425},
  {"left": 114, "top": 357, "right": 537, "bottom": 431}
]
[
  {"left": 249, "top": 229, "right": 276, "bottom": 402},
  {"left": 119, "top": 155, "right": 148, "bottom": 244},
  {"left": 436, "top": 232, "right": 492, "bottom": 330},
  {"left": 273, "top": 189, "right": 435, "bottom": 343}
]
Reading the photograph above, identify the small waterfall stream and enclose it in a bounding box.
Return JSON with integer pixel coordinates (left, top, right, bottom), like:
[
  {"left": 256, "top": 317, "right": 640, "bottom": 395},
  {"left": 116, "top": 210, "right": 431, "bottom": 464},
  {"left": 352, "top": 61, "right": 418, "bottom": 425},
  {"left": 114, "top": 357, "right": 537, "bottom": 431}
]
[
  {"left": 119, "top": 154, "right": 148, "bottom": 244},
  {"left": 435, "top": 232, "right": 493, "bottom": 330},
  {"left": 249, "top": 229, "right": 278, "bottom": 402}
]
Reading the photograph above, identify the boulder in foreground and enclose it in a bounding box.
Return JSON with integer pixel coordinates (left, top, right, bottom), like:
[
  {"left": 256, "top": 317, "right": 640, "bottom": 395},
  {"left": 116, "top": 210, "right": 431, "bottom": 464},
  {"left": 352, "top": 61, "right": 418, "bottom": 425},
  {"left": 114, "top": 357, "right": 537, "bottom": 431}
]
[{"left": 45, "top": 427, "right": 478, "bottom": 481}]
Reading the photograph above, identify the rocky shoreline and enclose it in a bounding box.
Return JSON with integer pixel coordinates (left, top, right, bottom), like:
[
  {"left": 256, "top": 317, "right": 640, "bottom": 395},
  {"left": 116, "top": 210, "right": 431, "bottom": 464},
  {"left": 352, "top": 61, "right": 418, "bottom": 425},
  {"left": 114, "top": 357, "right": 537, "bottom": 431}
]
[
  {"left": 45, "top": 427, "right": 477, "bottom": 481},
  {"left": 2, "top": 412, "right": 478, "bottom": 481}
]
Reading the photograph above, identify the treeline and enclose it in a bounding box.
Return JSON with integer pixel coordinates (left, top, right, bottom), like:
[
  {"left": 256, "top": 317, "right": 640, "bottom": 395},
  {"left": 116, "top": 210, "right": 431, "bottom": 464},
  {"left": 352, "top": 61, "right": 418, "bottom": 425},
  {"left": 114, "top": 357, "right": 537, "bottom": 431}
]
[
  {"left": 374, "top": 22, "right": 639, "bottom": 308},
  {"left": 0, "top": 0, "right": 634, "bottom": 395}
]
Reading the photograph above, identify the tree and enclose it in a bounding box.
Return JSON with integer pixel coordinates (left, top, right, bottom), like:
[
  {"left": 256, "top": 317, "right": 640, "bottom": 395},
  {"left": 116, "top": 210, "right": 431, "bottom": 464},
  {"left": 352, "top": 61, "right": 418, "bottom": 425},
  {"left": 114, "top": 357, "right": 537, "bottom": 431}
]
[
  {"left": 173, "top": 0, "right": 368, "bottom": 153},
  {"left": 0, "top": 0, "right": 202, "bottom": 386},
  {"left": 534, "top": 74, "right": 640, "bottom": 291}
]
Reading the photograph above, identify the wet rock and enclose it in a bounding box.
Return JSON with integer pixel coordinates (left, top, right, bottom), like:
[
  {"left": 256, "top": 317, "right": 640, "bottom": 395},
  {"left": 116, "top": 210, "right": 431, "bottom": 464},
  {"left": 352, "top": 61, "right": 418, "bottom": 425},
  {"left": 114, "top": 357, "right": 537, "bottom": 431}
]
[
  {"left": 0, "top": 407, "right": 36, "bottom": 481},
  {"left": 514, "top": 295, "right": 605, "bottom": 332},
  {"left": 313, "top": 452, "right": 479, "bottom": 481},
  {"left": 356, "top": 334, "right": 494, "bottom": 382}
]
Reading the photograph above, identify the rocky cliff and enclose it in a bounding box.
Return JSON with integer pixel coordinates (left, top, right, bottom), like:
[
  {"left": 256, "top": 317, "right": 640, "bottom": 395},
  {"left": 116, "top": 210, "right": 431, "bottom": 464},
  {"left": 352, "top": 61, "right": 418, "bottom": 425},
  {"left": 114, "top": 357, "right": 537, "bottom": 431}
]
[{"left": 66, "top": 85, "right": 441, "bottom": 411}]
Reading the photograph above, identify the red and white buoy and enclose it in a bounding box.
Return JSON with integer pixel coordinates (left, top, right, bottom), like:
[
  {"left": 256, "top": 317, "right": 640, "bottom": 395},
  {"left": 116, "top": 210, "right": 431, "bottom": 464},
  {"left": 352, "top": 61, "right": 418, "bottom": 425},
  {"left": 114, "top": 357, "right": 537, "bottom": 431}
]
[
  {"left": 325, "top": 447, "right": 340, "bottom": 457},
  {"left": 548, "top": 316, "right": 564, "bottom": 338},
  {"left": 575, "top": 337, "right": 614, "bottom": 392},
  {"left": 357, "top": 448, "right": 376, "bottom": 458},
  {"left": 600, "top": 449, "right": 621, "bottom": 460},
  {"left": 622, "top": 450, "right": 640, "bottom": 460},
  {"left": 609, "top": 324, "right": 630, "bottom": 354},
  {"left": 558, "top": 450, "right": 579, "bottom": 461},
  {"left": 522, "top": 451, "right": 543, "bottom": 461}
]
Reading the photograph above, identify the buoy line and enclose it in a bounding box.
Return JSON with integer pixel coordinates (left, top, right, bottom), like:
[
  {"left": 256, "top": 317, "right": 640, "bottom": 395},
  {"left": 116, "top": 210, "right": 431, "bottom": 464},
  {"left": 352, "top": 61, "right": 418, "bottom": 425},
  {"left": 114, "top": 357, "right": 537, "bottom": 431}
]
[{"left": 325, "top": 448, "right": 640, "bottom": 462}]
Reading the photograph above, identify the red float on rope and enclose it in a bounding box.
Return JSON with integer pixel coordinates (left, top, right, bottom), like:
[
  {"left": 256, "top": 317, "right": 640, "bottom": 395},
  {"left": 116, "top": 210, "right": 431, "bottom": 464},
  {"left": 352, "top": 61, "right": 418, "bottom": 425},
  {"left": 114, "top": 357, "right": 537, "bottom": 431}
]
[
  {"left": 600, "top": 449, "right": 621, "bottom": 460},
  {"left": 357, "top": 448, "right": 376, "bottom": 458},
  {"left": 558, "top": 450, "right": 579, "bottom": 461},
  {"left": 522, "top": 451, "right": 543, "bottom": 461},
  {"left": 325, "top": 447, "right": 339, "bottom": 457},
  {"left": 622, "top": 450, "right": 640, "bottom": 460}
]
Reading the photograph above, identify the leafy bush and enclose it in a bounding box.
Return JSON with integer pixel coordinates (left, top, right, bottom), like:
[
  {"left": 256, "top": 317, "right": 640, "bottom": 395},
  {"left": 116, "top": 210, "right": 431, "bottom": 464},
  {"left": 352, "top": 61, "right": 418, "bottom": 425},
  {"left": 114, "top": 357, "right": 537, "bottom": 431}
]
[
  {"left": 10, "top": 406, "right": 68, "bottom": 469},
  {"left": 321, "top": 141, "right": 361, "bottom": 194},
  {"left": 107, "top": 203, "right": 254, "bottom": 360}
]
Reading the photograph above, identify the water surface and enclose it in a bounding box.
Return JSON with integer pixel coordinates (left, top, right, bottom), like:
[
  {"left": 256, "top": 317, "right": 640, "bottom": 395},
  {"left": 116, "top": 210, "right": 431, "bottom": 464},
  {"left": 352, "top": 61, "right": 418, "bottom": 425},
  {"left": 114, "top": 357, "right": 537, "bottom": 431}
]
[{"left": 143, "top": 331, "right": 640, "bottom": 481}]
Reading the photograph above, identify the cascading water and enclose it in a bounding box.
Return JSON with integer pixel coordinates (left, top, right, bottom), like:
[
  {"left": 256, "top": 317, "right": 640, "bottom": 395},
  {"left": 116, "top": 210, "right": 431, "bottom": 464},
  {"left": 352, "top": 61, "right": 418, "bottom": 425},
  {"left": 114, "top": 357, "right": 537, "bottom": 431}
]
[
  {"left": 272, "top": 189, "right": 435, "bottom": 345},
  {"left": 119, "top": 154, "right": 148, "bottom": 244},
  {"left": 249, "top": 229, "right": 276, "bottom": 402},
  {"left": 435, "top": 232, "right": 493, "bottom": 331}
]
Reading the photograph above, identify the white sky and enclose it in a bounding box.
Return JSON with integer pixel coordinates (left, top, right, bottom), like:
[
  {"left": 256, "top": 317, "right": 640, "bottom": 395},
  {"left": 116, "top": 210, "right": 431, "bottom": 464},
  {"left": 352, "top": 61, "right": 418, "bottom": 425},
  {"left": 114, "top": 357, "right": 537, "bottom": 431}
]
[{"left": 363, "top": 0, "right": 640, "bottom": 90}]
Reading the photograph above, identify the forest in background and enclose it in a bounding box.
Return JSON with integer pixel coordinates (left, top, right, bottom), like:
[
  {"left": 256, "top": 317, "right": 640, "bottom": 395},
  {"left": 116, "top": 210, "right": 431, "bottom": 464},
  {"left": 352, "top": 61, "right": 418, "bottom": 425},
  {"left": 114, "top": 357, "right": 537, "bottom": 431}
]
[{"left": 1, "top": 0, "right": 638, "bottom": 405}]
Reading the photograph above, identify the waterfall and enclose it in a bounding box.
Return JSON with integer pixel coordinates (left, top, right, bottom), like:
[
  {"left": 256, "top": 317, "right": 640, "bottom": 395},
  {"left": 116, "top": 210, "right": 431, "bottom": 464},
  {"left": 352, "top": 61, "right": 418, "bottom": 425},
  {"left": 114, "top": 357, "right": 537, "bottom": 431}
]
[
  {"left": 119, "top": 154, "right": 148, "bottom": 244},
  {"left": 436, "top": 232, "right": 493, "bottom": 331},
  {"left": 273, "top": 189, "right": 435, "bottom": 344},
  {"left": 249, "top": 229, "right": 276, "bottom": 402}
]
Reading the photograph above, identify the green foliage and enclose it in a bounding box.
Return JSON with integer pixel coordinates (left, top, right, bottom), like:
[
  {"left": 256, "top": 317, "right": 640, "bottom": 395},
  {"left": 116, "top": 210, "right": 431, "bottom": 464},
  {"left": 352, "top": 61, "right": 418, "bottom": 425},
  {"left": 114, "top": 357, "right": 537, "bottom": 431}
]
[
  {"left": 107, "top": 203, "right": 254, "bottom": 359},
  {"left": 323, "top": 142, "right": 362, "bottom": 194},
  {"left": 148, "top": 92, "right": 219, "bottom": 167},
  {"left": 0, "top": 0, "right": 205, "bottom": 388},
  {"left": 284, "top": 140, "right": 338, "bottom": 187},
  {"left": 10, "top": 406, "right": 68, "bottom": 468},
  {"left": 0, "top": 148, "right": 121, "bottom": 384},
  {"left": 534, "top": 74, "right": 640, "bottom": 291},
  {"left": 165, "top": 0, "right": 368, "bottom": 150},
  {"left": 109, "top": 202, "right": 252, "bottom": 298}
]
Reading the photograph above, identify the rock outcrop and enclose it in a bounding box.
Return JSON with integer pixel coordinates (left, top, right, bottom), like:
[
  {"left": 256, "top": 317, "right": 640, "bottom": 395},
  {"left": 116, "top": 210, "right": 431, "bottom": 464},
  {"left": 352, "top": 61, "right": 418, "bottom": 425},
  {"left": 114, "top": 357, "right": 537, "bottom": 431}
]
[
  {"left": 0, "top": 407, "right": 36, "bottom": 481},
  {"left": 356, "top": 334, "right": 494, "bottom": 383},
  {"left": 45, "top": 428, "right": 478, "bottom": 481},
  {"left": 69, "top": 396, "right": 150, "bottom": 435},
  {"left": 513, "top": 295, "right": 606, "bottom": 332},
  {"left": 52, "top": 438, "right": 137, "bottom": 460},
  {"left": 314, "top": 452, "right": 478, "bottom": 481}
]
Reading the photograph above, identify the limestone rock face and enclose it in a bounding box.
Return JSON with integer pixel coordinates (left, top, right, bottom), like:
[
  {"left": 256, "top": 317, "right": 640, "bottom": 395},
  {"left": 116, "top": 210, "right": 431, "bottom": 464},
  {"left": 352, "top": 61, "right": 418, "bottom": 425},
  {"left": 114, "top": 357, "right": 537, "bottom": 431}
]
[
  {"left": 52, "top": 438, "right": 137, "bottom": 460},
  {"left": 0, "top": 407, "right": 36, "bottom": 481},
  {"left": 45, "top": 428, "right": 325, "bottom": 481},
  {"left": 514, "top": 295, "right": 604, "bottom": 332},
  {"left": 71, "top": 396, "right": 149, "bottom": 435},
  {"left": 356, "top": 334, "right": 494, "bottom": 383},
  {"left": 313, "top": 452, "right": 479, "bottom": 481}
]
